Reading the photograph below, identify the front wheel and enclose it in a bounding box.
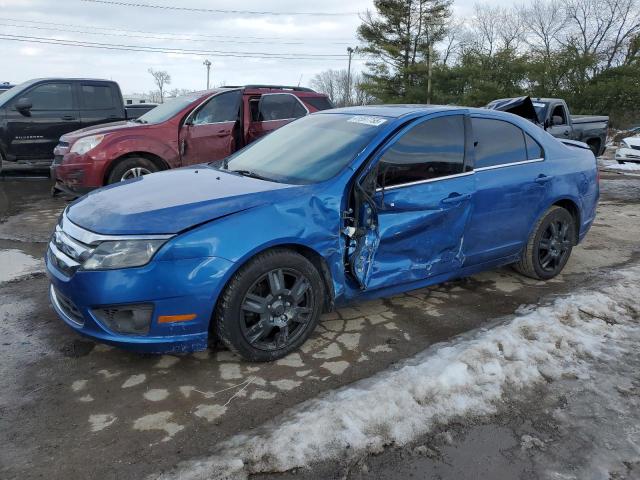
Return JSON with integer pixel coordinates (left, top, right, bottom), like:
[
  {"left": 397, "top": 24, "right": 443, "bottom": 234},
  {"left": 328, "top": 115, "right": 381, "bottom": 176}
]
[
  {"left": 514, "top": 206, "right": 575, "bottom": 280},
  {"left": 215, "top": 249, "right": 324, "bottom": 362},
  {"left": 107, "top": 157, "right": 158, "bottom": 185}
]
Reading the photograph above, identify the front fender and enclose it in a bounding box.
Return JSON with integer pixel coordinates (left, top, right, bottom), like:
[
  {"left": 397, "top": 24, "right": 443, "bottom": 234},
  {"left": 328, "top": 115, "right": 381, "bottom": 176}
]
[
  {"left": 98, "top": 134, "right": 179, "bottom": 168},
  {"left": 159, "top": 194, "right": 347, "bottom": 302}
]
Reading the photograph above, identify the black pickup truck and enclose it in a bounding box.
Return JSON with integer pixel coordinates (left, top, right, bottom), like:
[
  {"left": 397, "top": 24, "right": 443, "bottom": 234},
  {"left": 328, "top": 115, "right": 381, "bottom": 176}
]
[
  {"left": 486, "top": 97, "right": 608, "bottom": 156},
  {"left": 0, "top": 78, "right": 154, "bottom": 172}
]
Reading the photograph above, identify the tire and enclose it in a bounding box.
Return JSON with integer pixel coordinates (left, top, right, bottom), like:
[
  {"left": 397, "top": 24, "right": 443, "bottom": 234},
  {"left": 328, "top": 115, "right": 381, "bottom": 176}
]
[
  {"left": 215, "top": 249, "right": 324, "bottom": 362},
  {"left": 106, "top": 156, "right": 158, "bottom": 185},
  {"left": 514, "top": 206, "right": 575, "bottom": 280}
]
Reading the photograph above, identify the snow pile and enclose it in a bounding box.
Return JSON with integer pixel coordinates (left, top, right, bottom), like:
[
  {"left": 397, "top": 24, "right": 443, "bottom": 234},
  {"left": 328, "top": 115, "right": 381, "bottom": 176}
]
[
  {"left": 602, "top": 159, "right": 640, "bottom": 171},
  {"left": 0, "top": 249, "right": 43, "bottom": 283},
  {"left": 157, "top": 267, "right": 640, "bottom": 480}
]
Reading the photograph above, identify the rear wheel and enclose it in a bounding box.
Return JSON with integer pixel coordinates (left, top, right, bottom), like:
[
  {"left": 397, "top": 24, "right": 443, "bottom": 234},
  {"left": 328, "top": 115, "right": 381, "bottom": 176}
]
[
  {"left": 107, "top": 157, "right": 158, "bottom": 185},
  {"left": 514, "top": 206, "right": 575, "bottom": 280},
  {"left": 215, "top": 249, "right": 324, "bottom": 362}
]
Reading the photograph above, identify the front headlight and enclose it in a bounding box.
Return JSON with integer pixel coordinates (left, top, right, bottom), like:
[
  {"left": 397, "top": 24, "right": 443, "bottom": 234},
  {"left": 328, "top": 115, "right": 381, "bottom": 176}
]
[
  {"left": 70, "top": 134, "right": 105, "bottom": 155},
  {"left": 82, "top": 239, "right": 166, "bottom": 270}
]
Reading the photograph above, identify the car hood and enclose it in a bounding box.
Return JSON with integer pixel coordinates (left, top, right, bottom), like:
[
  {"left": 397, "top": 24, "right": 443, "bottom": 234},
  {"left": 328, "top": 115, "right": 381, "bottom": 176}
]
[
  {"left": 66, "top": 166, "right": 302, "bottom": 235},
  {"left": 622, "top": 135, "right": 640, "bottom": 147},
  {"left": 61, "top": 121, "right": 143, "bottom": 143},
  {"left": 486, "top": 96, "right": 541, "bottom": 125}
]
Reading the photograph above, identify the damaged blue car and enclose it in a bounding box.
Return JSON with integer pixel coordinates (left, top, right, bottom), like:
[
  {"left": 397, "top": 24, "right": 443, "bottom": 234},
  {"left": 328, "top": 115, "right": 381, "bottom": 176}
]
[{"left": 46, "top": 105, "right": 599, "bottom": 361}]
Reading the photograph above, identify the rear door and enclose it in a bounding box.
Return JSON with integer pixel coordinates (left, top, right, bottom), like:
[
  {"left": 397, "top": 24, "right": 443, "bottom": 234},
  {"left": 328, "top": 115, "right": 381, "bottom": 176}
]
[
  {"left": 179, "top": 90, "right": 242, "bottom": 166},
  {"left": 348, "top": 113, "right": 475, "bottom": 290},
  {"left": 6, "top": 81, "right": 80, "bottom": 162},
  {"left": 78, "top": 82, "right": 124, "bottom": 127},
  {"left": 245, "top": 93, "right": 308, "bottom": 144},
  {"left": 463, "top": 116, "right": 548, "bottom": 265}
]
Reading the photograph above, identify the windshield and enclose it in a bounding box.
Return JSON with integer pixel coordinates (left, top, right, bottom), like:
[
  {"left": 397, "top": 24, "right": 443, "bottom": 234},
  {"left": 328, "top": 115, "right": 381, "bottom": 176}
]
[
  {"left": 531, "top": 101, "right": 549, "bottom": 121},
  {"left": 136, "top": 93, "right": 202, "bottom": 124},
  {"left": 0, "top": 81, "right": 30, "bottom": 107},
  {"left": 223, "top": 114, "right": 387, "bottom": 185}
]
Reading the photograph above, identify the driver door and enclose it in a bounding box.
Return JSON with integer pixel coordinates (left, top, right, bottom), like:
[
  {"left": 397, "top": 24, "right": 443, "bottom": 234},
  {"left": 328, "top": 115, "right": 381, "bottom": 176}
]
[
  {"left": 348, "top": 113, "right": 475, "bottom": 291},
  {"left": 179, "top": 90, "right": 242, "bottom": 166}
]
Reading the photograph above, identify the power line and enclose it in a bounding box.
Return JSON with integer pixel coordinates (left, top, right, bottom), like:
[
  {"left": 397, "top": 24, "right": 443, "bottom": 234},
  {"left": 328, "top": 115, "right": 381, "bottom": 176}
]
[
  {"left": 0, "top": 34, "right": 356, "bottom": 60},
  {"left": 0, "top": 21, "right": 353, "bottom": 47},
  {"left": 0, "top": 17, "right": 357, "bottom": 42},
  {"left": 80, "top": 0, "right": 359, "bottom": 16}
]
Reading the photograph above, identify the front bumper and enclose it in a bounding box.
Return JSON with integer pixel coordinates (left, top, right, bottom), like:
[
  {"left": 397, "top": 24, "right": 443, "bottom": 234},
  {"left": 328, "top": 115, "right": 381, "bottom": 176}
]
[
  {"left": 52, "top": 144, "right": 106, "bottom": 190},
  {"left": 46, "top": 242, "right": 234, "bottom": 354},
  {"left": 615, "top": 147, "right": 640, "bottom": 162}
]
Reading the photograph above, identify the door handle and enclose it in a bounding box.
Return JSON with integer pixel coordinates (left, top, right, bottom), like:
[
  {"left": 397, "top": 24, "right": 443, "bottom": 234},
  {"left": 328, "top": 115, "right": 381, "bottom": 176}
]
[
  {"left": 535, "top": 174, "right": 552, "bottom": 184},
  {"left": 563, "top": 130, "right": 569, "bottom": 136},
  {"left": 61, "top": 115, "right": 76, "bottom": 121},
  {"left": 215, "top": 131, "right": 229, "bottom": 137},
  {"left": 441, "top": 193, "right": 471, "bottom": 205}
]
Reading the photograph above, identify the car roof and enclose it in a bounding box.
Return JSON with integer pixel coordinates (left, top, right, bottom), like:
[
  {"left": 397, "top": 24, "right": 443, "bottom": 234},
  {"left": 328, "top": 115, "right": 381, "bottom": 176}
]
[{"left": 324, "top": 104, "right": 467, "bottom": 118}]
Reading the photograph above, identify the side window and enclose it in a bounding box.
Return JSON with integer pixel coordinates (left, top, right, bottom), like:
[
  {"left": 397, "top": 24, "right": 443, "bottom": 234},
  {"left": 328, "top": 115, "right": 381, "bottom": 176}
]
[
  {"left": 81, "top": 84, "right": 115, "bottom": 109},
  {"left": 192, "top": 90, "right": 241, "bottom": 125},
  {"left": 305, "top": 96, "right": 333, "bottom": 111},
  {"left": 551, "top": 105, "right": 567, "bottom": 124},
  {"left": 377, "top": 115, "right": 465, "bottom": 188},
  {"left": 472, "top": 118, "right": 528, "bottom": 169},
  {"left": 24, "top": 83, "right": 73, "bottom": 110},
  {"left": 525, "top": 133, "right": 543, "bottom": 160},
  {"left": 259, "top": 94, "right": 307, "bottom": 121}
]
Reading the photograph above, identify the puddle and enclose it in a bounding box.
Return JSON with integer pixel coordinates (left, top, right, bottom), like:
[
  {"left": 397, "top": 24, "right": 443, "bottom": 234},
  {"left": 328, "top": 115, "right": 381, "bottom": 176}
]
[{"left": 0, "top": 249, "right": 43, "bottom": 283}]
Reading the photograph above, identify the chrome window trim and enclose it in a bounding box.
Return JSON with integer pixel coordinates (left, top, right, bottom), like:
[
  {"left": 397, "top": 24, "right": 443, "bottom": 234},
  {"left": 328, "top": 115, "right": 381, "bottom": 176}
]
[
  {"left": 374, "top": 156, "right": 545, "bottom": 191},
  {"left": 474, "top": 157, "right": 544, "bottom": 172},
  {"left": 61, "top": 211, "right": 174, "bottom": 245},
  {"left": 375, "top": 170, "right": 474, "bottom": 192}
]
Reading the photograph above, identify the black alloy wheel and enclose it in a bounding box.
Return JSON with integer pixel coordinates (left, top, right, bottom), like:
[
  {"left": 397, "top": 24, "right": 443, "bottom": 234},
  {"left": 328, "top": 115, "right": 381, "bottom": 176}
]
[
  {"left": 215, "top": 249, "right": 324, "bottom": 361},
  {"left": 239, "top": 267, "right": 314, "bottom": 351},
  {"left": 514, "top": 206, "right": 575, "bottom": 280},
  {"left": 536, "top": 218, "right": 573, "bottom": 274}
]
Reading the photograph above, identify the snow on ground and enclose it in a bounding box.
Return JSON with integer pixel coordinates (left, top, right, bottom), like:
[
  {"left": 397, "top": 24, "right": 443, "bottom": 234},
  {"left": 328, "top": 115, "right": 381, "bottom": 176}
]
[
  {"left": 601, "top": 159, "right": 640, "bottom": 171},
  {"left": 158, "top": 266, "right": 640, "bottom": 480},
  {"left": 0, "top": 249, "right": 43, "bottom": 283}
]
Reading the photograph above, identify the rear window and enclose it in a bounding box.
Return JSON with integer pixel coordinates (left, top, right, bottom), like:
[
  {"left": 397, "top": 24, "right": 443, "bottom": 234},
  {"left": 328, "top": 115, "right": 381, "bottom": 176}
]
[
  {"left": 472, "top": 117, "right": 528, "bottom": 168},
  {"left": 81, "top": 84, "right": 116, "bottom": 109},
  {"left": 525, "top": 133, "right": 544, "bottom": 159},
  {"left": 259, "top": 94, "right": 307, "bottom": 121},
  {"left": 304, "top": 96, "right": 333, "bottom": 111}
]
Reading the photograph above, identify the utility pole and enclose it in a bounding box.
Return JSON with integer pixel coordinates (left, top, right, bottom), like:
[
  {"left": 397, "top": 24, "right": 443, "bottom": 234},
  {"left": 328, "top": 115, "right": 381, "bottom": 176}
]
[
  {"left": 346, "top": 47, "right": 354, "bottom": 106},
  {"left": 427, "top": 42, "right": 433, "bottom": 105},
  {"left": 203, "top": 59, "right": 212, "bottom": 89}
]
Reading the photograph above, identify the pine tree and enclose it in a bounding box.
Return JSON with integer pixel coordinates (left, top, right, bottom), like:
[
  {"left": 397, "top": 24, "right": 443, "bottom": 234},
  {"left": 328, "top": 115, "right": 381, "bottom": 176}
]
[{"left": 358, "top": 0, "right": 452, "bottom": 102}]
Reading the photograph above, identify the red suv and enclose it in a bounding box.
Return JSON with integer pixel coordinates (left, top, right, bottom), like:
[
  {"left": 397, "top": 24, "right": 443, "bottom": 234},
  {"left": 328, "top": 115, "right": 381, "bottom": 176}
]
[{"left": 52, "top": 85, "right": 332, "bottom": 194}]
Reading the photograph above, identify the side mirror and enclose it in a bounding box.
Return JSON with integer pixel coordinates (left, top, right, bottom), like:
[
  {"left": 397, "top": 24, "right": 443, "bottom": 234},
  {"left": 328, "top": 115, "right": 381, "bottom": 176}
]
[
  {"left": 15, "top": 97, "right": 32, "bottom": 116},
  {"left": 552, "top": 115, "right": 564, "bottom": 126}
]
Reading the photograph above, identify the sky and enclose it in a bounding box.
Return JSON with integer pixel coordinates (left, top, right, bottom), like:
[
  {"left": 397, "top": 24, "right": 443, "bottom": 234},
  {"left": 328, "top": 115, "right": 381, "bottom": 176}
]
[{"left": 0, "top": 0, "right": 508, "bottom": 95}]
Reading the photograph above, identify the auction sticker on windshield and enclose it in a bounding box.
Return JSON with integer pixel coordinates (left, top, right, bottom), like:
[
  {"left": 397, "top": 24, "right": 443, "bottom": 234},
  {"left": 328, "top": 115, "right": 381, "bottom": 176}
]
[{"left": 347, "top": 115, "right": 388, "bottom": 126}]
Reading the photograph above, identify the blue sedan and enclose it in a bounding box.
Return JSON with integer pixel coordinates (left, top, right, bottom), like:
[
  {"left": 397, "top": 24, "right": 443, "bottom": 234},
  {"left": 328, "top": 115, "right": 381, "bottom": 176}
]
[{"left": 46, "top": 105, "right": 599, "bottom": 361}]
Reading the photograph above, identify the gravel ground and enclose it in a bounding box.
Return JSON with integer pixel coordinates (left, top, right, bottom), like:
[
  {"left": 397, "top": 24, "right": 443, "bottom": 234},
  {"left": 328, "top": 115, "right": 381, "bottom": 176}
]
[{"left": 1, "top": 166, "right": 639, "bottom": 480}]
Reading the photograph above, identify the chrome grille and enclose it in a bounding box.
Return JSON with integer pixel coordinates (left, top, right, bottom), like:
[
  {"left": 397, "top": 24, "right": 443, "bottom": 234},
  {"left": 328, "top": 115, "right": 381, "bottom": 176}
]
[
  {"left": 51, "top": 286, "right": 84, "bottom": 326},
  {"left": 48, "top": 222, "right": 95, "bottom": 277}
]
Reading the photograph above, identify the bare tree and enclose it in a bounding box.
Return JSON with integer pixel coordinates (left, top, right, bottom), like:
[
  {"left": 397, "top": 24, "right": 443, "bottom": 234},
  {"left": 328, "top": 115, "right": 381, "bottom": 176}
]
[
  {"left": 563, "top": 0, "right": 640, "bottom": 71},
  {"left": 148, "top": 69, "right": 171, "bottom": 103},
  {"left": 521, "top": 0, "right": 567, "bottom": 59},
  {"left": 310, "top": 69, "right": 372, "bottom": 106}
]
